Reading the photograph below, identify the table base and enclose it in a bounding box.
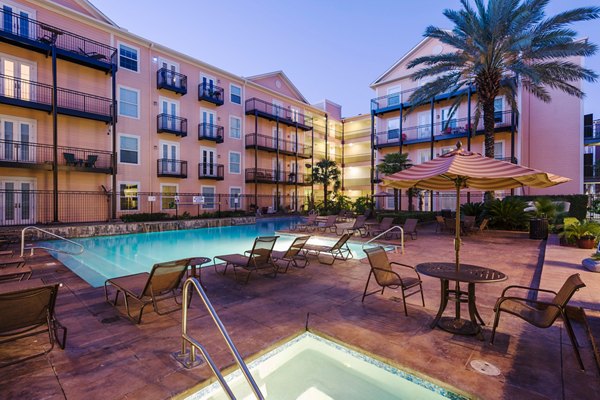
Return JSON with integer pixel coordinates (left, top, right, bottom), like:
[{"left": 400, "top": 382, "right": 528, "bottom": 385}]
[{"left": 437, "top": 317, "right": 480, "bottom": 336}]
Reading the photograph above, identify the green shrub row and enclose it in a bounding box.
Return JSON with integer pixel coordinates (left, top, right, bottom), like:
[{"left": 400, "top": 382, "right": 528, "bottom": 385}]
[
  {"left": 121, "top": 210, "right": 250, "bottom": 223},
  {"left": 376, "top": 211, "right": 437, "bottom": 224},
  {"left": 506, "top": 194, "right": 588, "bottom": 220}
]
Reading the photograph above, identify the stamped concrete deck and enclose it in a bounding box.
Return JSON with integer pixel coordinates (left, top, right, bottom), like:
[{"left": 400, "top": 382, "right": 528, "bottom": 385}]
[{"left": 1, "top": 225, "right": 599, "bottom": 399}]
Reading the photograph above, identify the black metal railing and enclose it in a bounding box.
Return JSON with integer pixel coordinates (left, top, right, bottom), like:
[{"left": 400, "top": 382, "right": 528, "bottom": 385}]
[
  {"left": 0, "top": 73, "right": 113, "bottom": 121},
  {"left": 157, "top": 159, "right": 188, "bottom": 178},
  {"left": 157, "top": 68, "right": 187, "bottom": 95},
  {"left": 198, "top": 123, "right": 224, "bottom": 143},
  {"left": 584, "top": 119, "right": 600, "bottom": 141},
  {"left": 0, "top": 8, "right": 116, "bottom": 70},
  {"left": 370, "top": 87, "right": 418, "bottom": 111},
  {"left": 157, "top": 114, "right": 187, "bottom": 136},
  {"left": 245, "top": 98, "right": 312, "bottom": 129},
  {"left": 198, "top": 82, "right": 224, "bottom": 105},
  {"left": 245, "top": 168, "right": 308, "bottom": 185},
  {"left": 198, "top": 163, "right": 224, "bottom": 180},
  {"left": 0, "top": 139, "right": 112, "bottom": 171},
  {"left": 245, "top": 133, "right": 311, "bottom": 158}
]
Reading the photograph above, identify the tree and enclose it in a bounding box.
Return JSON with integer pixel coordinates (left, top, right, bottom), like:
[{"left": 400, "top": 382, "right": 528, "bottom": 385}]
[
  {"left": 311, "top": 159, "right": 341, "bottom": 212},
  {"left": 376, "top": 152, "right": 413, "bottom": 211},
  {"left": 407, "top": 0, "right": 599, "bottom": 161}
]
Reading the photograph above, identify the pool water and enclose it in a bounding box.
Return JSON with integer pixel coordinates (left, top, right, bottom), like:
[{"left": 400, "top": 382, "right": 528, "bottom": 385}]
[
  {"left": 42, "top": 218, "right": 376, "bottom": 287},
  {"left": 187, "top": 332, "right": 467, "bottom": 400}
]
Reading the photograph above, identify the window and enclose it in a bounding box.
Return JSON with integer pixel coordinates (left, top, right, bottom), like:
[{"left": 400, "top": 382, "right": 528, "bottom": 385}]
[
  {"left": 387, "top": 119, "right": 400, "bottom": 140},
  {"left": 119, "top": 182, "right": 139, "bottom": 211},
  {"left": 119, "top": 87, "right": 139, "bottom": 118},
  {"left": 119, "top": 44, "right": 138, "bottom": 72},
  {"left": 386, "top": 189, "right": 395, "bottom": 209},
  {"left": 387, "top": 86, "right": 402, "bottom": 107},
  {"left": 118, "top": 134, "right": 139, "bottom": 164},
  {"left": 229, "top": 187, "right": 242, "bottom": 210},
  {"left": 230, "top": 84, "right": 241, "bottom": 104},
  {"left": 494, "top": 97, "right": 504, "bottom": 123},
  {"left": 229, "top": 152, "right": 241, "bottom": 174},
  {"left": 202, "top": 186, "right": 215, "bottom": 209},
  {"left": 161, "top": 184, "right": 177, "bottom": 210},
  {"left": 229, "top": 116, "right": 241, "bottom": 139}
]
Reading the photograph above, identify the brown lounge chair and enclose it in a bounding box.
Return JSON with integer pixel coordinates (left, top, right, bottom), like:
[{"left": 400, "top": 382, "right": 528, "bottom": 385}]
[
  {"left": 362, "top": 246, "right": 425, "bottom": 316},
  {"left": 490, "top": 273, "right": 586, "bottom": 370},
  {"left": 272, "top": 235, "right": 311, "bottom": 273},
  {"left": 402, "top": 218, "right": 418, "bottom": 240},
  {"left": 0, "top": 279, "right": 66, "bottom": 367},
  {"left": 302, "top": 233, "right": 353, "bottom": 265},
  {"left": 215, "top": 236, "right": 278, "bottom": 284},
  {"left": 367, "top": 217, "right": 395, "bottom": 238},
  {"left": 342, "top": 215, "right": 368, "bottom": 237},
  {"left": 296, "top": 214, "right": 318, "bottom": 232},
  {"left": 317, "top": 215, "right": 339, "bottom": 234},
  {"left": 0, "top": 255, "right": 26, "bottom": 269},
  {"left": 104, "top": 258, "right": 191, "bottom": 324}
]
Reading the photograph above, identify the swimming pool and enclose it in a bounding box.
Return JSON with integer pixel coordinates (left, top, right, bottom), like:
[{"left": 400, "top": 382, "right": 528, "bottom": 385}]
[
  {"left": 42, "top": 218, "right": 376, "bottom": 287},
  {"left": 186, "top": 332, "right": 467, "bottom": 400}
]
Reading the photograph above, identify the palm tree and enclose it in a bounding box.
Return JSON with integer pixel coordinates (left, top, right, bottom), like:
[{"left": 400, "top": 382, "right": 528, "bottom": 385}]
[
  {"left": 407, "top": 0, "right": 599, "bottom": 159},
  {"left": 311, "top": 159, "right": 341, "bottom": 212},
  {"left": 377, "top": 152, "right": 412, "bottom": 211}
]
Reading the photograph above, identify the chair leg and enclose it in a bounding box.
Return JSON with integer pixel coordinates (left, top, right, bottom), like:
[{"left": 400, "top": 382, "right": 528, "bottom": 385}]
[
  {"left": 401, "top": 288, "right": 408, "bottom": 316},
  {"left": 490, "top": 309, "right": 502, "bottom": 344},
  {"left": 419, "top": 283, "right": 425, "bottom": 307},
  {"left": 562, "top": 310, "right": 585, "bottom": 370},
  {"left": 362, "top": 271, "right": 373, "bottom": 302}
]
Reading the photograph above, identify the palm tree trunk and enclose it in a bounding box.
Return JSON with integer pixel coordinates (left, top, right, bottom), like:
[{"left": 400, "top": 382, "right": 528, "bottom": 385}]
[
  {"left": 394, "top": 188, "right": 399, "bottom": 211},
  {"left": 483, "top": 97, "right": 496, "bottom": 202}
]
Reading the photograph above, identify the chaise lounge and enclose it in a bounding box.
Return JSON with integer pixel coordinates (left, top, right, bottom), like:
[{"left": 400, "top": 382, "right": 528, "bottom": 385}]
[
  {"left": 215, "top": 236, "right": 279, "bottom": 284},
  {"left": 302, "top": 233, "right": 353, "bottom": 265}
]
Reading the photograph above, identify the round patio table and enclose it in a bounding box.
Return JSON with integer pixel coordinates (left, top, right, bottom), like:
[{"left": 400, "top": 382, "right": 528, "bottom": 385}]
[
  {"left": 416, "top": 262, "right": 507, "bottom": 340},
  {"left": 188, "top": 257, "right": 212, "bottom": 290}
]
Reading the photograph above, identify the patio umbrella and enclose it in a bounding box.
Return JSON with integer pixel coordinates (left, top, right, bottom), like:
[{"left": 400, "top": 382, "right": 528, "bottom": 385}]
[{"left": 383, "top": 142, "right": 570, "bottom": 271}]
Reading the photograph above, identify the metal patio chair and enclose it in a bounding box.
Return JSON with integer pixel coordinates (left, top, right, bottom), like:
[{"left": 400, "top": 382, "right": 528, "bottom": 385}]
[
  {"left": 302, "top": 233, "right": 354, "bottom": 265},
  {"left": 214, "top": 236, "right": 279, "bottom": 284},
  {"left": 272, "top": 235, "right": 311, "bottom": 273}
]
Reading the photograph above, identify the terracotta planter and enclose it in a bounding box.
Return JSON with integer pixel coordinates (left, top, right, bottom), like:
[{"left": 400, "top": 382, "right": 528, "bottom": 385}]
[{"left": 576, "top": 237, "right": 596, "bottom": 249}]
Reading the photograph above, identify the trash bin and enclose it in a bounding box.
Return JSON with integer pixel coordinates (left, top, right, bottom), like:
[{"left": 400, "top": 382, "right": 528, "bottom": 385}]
[{"left": 529, "top": 218, "right": 548, "bottom": 240}]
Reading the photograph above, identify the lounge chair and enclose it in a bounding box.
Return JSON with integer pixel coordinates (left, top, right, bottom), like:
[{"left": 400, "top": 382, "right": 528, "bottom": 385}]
[
  {"left": 367, "top": 217, "right": 395, "bottom": 238},
  {"left": 435, "top": 216, "right": 445, "bottom": 233},
  {"left": 472, "top": 217, "right": 489, "bottom": 233},
  {"left": 296, "top": 214, "right": 318, "bottom": 232},
  {"left": 490, "top": 273, "right": 586, "bottom": 370},
  {"left": 0, "top": 255, "right": 26, "bottom": 269},
  {"left": 303, "top": 233, "right": 353, "bottom": 265},
  {"left": 342, "top": 215, "right": 368, "bottom": 237},
  {"left": 0, "top": 265, "right": 32, "bottom": 282},
  {"left": 272, "top": 235, "right": 310, "bottom": 273},
  {"left": 362, "top": 246, "right": 425, "bottom": 316},
  {"left": 402, "top": 218, "right": 418, "bottom": 240},
  {"left": 317, "top": 215, "right": 339, "bottom": 234},
  {"left": 104, "top": 258, "right": 191, "bottom": 324},
  {"left": 214, "top": 236, "right": 278, "bottom": 284},
  {"left": 0, "top": 279, "right": 66, "bottom": 367}
]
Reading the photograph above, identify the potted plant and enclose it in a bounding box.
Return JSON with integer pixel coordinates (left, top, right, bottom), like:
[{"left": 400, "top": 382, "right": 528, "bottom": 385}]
[{"left": 560, "top": 220, "right": 600, "bottom": 249}]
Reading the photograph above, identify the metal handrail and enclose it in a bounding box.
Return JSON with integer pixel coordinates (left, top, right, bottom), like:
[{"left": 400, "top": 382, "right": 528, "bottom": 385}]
[
  {"left": 362, "top": 225, "right": 405, "bottom": 255},
  {"left": 178, "top": 277, "right": 264, "bottom": 400},
  {"left": 20, "top": 226, "right": 84, "bottom": 257}
]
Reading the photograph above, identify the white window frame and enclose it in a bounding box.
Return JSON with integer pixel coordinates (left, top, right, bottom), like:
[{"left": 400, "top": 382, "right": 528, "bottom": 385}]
[
  {"left": 159, "top": 96, "right": 180, "bottom": 117},
  {"left": 229, "top": 187, "right": 242, "bottom": 210},
  {"left": 0, "top": 2, "right": 36, "bottom": 37},
  {"left": 494, "top": 96, "right": 505, "bottom": 124},
  {"left": 417, "top": 149, "right": 431, "bottom": 164},
  {"left": 387, "top": 85, "right": 402, "bottom": 106},
  {"left": 229, "top": 115, "right": 241, "bottom": 139},
  {"left": 118, "top": 181, "right": 140, "bottom": 212},
  {"left": 230, "top": 84, "right": 242, "bottom": 105},
  {"left": 118, "top": 85, "right": 140, "bottom": 119},
  {"left": 160, "top": 183, "right": 178, "bottom": 211},
  {"left": 386, "top": 188, "right": 395, "bottom": 209},
  {"left": 228, "top": 151, "right": 241, "bottom": 175},
  {"left": 158, "top": 57, "right": 179, "bottom": 73},
  {"left": 117, "top": 42, "right": 139, "bottom": 73},
  {"left": 117, "top": 133, "right": 140, "bottom": 165},
  {"left": 201, "top": 185, "right": 216, "bottom": 209},
  {"left": 482, "top": 140, "right": 505, "bottom": 160}
]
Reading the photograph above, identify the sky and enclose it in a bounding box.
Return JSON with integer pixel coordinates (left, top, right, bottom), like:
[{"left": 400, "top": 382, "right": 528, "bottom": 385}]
[{"left": 91, "top": 0, "right": 600, "bottom": 119}]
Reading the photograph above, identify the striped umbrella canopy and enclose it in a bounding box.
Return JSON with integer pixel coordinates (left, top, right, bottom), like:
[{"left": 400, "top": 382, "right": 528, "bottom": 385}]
[{"left": 383, "top": 142, "right": 569, "bottom": 271}]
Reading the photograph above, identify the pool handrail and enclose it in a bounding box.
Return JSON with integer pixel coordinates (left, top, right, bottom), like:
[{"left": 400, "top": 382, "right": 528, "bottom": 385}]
[
  {"left": 20, "top": 226, "right": 84, "bottom": 257},
  {"left": 177, "top": 277, "right": 265, "bottom": 400},
  {"left": 362, "top": 225, "right": 405, "bottom": 254}
]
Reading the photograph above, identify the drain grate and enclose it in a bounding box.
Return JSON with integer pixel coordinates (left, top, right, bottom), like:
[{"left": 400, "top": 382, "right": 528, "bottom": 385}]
[{"left": 470, "top": 359, "right": 501, "bottom": 376}]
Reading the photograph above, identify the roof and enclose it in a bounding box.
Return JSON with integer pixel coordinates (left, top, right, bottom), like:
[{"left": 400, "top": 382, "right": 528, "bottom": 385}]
[{"left": 244, "top": 71, "right": 309, "bottom": 104}]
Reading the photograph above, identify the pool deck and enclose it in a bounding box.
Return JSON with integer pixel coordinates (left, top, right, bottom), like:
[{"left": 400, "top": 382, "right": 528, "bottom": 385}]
[{"left": 1, "top": 224, "right": 599, "bottom": 399}]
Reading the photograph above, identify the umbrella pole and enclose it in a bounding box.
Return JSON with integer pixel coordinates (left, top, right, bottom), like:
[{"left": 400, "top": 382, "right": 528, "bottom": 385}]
[{"left": 455, "top": 182, "right": 461, "bottom": 321}]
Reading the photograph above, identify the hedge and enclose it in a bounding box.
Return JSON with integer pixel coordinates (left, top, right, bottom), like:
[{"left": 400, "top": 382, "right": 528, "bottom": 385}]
[
  {"left": 506, "top": 194, "right": 588, "bottom": 220},
  {"left": 120, "top": 210, "right": 250, "bottom": 223},
  {"left": 376, "top": 211, "right": 437, "bottom": 224}
]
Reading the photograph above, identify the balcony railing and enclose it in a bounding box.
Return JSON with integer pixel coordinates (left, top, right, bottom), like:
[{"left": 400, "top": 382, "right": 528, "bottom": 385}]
[
  {"left": 157, "top": 114, "right": 187, "bottom": 137},
  {"left": 0, "top": 139, "right": 113, "bottom": 172},
  {"left": 370, "top": 87, "right": 418, "bottom": 112},
  {"left": 245, "top": 98, "right": 312, "bottom": 130},
  {"left": 584, "top": 119, "right": 600, "bottom": 142},
  {"left": 343, "top": 154, "right": 371, "bottom": 164},
  {"left": 374, "top": 111, "right": 515, "bottom": 148},
  {"left": 157, "top": 68, "right": 187, "bottom": 95},
  {"left": 343, "top": 177, "right": 373, "bottom": 187},
  {"left": 0, "top": 8, "right": 116, "bottom": 72},
  {"left": 245, "top": 133, "right": 311, "bottom": 158},
  {"left": 157, "top": 159, "right": 188, "bottom": 178},
  {"left": 0, "top": 74, "right": 113, "bottom": 122},
  {"left": 245, "top": 168, "right": 309, "bottom": 185},
  {"left": 198, "top": 83, "right": 224, "bottom": 106},
  {"left": 198, "top": 123, "right": 224, "bottom": 143},
  {"left": 198, "top": 163, "right": 224, "bottom": 180}
]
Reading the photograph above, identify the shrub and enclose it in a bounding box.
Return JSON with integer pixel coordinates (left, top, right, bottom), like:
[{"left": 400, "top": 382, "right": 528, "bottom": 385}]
[
  {"left": 485, "top": 197, "right": 529, "bottom": 230},
  {"left": 120, "top": 213, "right": 171, "bottom": 223},
  {"left": 460, "top": 202, "right": 486, "bottom": 222},
  {"left": 560, "top": 220, "right": 600, "bottom": 244},
  {"left": 507, "top": 194, "right": 587, "bottom": 220},
  {"left": 354, "top": 196, "right": 373, "bottom": 215}
]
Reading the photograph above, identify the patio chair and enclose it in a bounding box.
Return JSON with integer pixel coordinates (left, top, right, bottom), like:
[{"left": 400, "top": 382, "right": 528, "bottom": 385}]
[
  {"left": 296, "top": 214, "right": 318, "bottom": 232},
  {"left": 367, "top": 217, "right": 395, "bottom": 238},
  {"left": 463, "top": 216, "right": 476, "bottom": 234},
  {"left": 303, "top": 233, "right": 353, "bottom": 265},
  {"left": 0, "top": 265, "right": 32, "bottom": 282},
  {"left": 317, "top": 215, "right": 339, "bottom": 234},
  {"left": 402, "top": 218, "right": 418, "bottom": 240},
  {"left": 0, "top": 255, "right": 26, "bottom": 269},
  {"left": 63, "top": 152, "right": 79, "bottom": 166},
  {"left": 84, "top": 154, "right": 98, "bottom": 168},
  {"left": 104, "top": 258, "right": 191, "bottom": 324},
  {"left": 272, "top": 235, "right": 310, "bottom": 273},
  {"left": 214, "top": 236, "right": 278, "bottom": 284},
  {"left": 435, "top": 216, "right": 446, "bottom": 233},
  {"left": 473, "top": 217, "right": 489, "bottom": 233},
  {"left": 0, "top": 280, "right": 66, "bottom": 367},
  {"left": 444, "top": 217, "right": 457, "bottom": 234},
  {"left": 362, "top": 246, "right": 425, "bottom": 316},
  {"left": 342, "top": 215, "right": 368, "bottom": 237},
  {"left": 490, "top": 273, "right": 586, "bottom": 370}
]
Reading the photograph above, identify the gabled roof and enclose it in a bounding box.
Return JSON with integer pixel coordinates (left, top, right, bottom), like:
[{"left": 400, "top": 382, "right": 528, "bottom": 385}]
[
  {"left": 245, "top": 70, "right": 309, "bottom": 104},
  {"left": 52, "top": 0, "right": 119, "bottom": 27}
]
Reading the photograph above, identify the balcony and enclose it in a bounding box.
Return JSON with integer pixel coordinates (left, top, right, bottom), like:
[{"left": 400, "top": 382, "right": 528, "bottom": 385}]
[
  {"left": 374, "top": 111, "right": 516, "bottom": 149},
  {"left": 157, "top": 114, "right": 187, "bottom": 137},
  {"left": 198, "top": 163, "right": 224, "bottom": 180},
  {"left": 245, "top": 168, "right": 309, "bottom": 185},
  {"left": 371, "top": 86, "right": 471, "bottom": 116},
  {"left": 245, "top": 98, "right": 312, "bottom": 130},
  {"left": 0, "top": 139, "right": 113, "bottom": 173},
  {"left": 157, "top": 68, "right": 187, "bottom": 95},
  {"left": 584, "top": 119, "right": 600, "bottom": 145},
  {"left": 157, "top": 159, "right": 187, "bottom": 178},
  {"left": 0, "top": 74, "right": 113, "bottom": 122},
  {"left": 198, "top": 83, "right": 224, "bottom": 106},
  {"left": 198, "top": 123, "right": 224, "bottom": 143},
  {"left": 0, "top": 8, "right": 116, "bottom": 72},
  {"left": 343, "top": 154, "right": 371, "bottom": 164},
  {"left": 342, "top": 177, "right": 373, "bottom": 187},
  {"left": 245, "top": 133, "right": 311, "bottom": 158}
]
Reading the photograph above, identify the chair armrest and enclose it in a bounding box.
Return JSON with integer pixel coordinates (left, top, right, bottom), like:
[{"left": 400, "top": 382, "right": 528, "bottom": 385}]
[
  {"left": 390, "top": 262, "right": 421, "bottom": 279},
  {"left": 501, "top": 285, "right": 558, "bottom": 298},
  {"left": 370, "top": 266, "right": 404, "bottom": 285},
  {"left": 495, "top": 296, "right": 562, "bottom": 311}
]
